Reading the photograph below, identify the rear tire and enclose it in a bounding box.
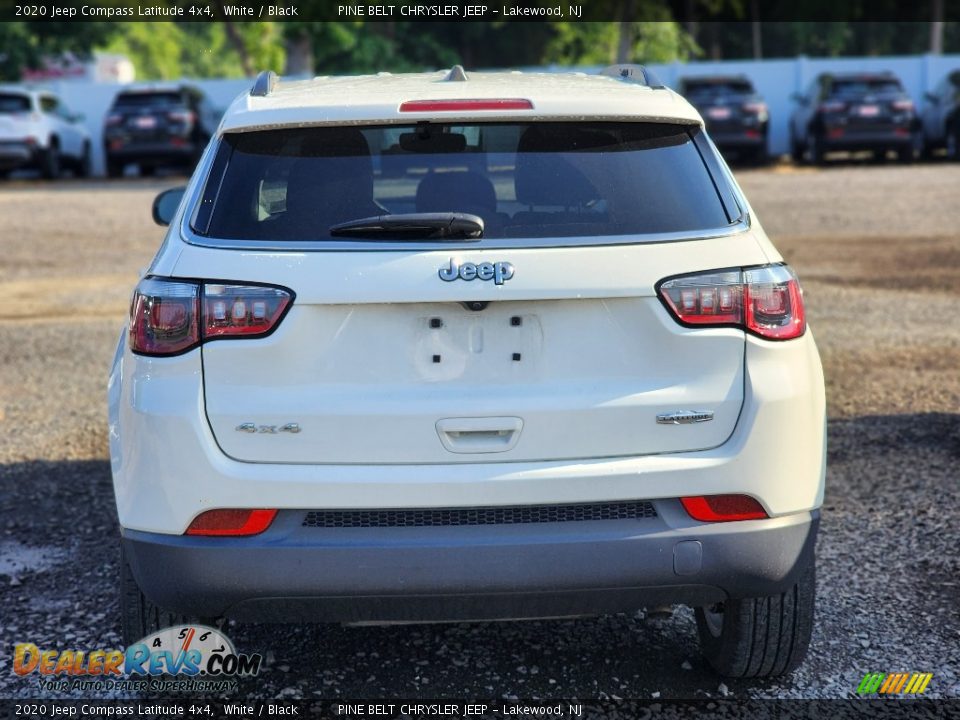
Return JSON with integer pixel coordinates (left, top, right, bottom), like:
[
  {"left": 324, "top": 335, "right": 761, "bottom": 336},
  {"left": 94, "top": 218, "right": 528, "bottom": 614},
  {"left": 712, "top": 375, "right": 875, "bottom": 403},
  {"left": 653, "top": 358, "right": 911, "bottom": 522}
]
[
  {"left": 40, "top": 142, "right": 60, "bottom": 180},
  {"left": 107, "top": 159, "right": 124, "bottom": 178},
  {"left": 896, "top": 145, "right": 914, "bottom": 164},
  {"left": 805, "top": 131, "right": 824, "bottom": 165},
  {"left": 947, "top": 122, "right": 959, "bottom": 161},
  {"left": 76, "top": 143, "right": 92, "bottom": 178},
  {"left": 120, "top": 543, "right": 214, "bottom": 646},
  {"left": 140, "top": 164, "right": 156, "bottom": 177},
  {"left": 695, "top": 562, "right": 815, "bottom": 678}
]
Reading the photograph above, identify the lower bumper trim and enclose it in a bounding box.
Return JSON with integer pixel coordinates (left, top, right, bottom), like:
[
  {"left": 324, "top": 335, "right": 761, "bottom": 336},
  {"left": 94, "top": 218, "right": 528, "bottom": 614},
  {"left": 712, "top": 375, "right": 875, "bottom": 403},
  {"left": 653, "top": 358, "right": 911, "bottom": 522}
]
[{"left": 122, "top": 505, "right": 819, "bottom": 622}]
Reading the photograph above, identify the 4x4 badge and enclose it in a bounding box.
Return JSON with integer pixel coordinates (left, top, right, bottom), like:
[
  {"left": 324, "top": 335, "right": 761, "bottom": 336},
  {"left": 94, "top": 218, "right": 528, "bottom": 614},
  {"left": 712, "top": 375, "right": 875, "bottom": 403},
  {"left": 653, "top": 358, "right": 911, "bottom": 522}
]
[{"left": 439, "top": 259, "right": 514, "bottom": 285}]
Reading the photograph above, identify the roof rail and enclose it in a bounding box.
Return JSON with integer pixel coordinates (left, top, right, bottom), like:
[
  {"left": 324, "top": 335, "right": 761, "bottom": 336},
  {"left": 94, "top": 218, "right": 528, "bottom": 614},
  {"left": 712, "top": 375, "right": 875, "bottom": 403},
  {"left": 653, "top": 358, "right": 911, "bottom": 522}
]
[
  {"left": 250, "top": 70, "right": 278, "bottom": 97},
  {"left": 599, "top": 64, "right": 665, "bottom": 89},
  {"left": 444, "top": 65, "right": 468, "bottom": 82}
]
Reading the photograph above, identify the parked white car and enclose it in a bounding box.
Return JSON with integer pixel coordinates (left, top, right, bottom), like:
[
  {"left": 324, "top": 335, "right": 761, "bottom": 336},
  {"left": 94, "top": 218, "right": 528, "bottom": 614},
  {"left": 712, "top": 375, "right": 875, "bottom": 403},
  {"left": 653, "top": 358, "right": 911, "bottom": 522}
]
[
  {"left": 109, "top": 65, "right": 826, "bottom": 678},
  {"left": 0, "top": 86, "right": 91, "bottom": 179}
]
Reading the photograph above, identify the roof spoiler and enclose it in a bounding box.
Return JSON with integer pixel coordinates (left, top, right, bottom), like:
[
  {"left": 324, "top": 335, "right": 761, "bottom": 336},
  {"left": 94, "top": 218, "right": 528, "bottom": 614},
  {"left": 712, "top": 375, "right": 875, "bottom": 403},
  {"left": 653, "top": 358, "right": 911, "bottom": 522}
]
[
  {"left": 599, "top": 64, "right": 665, "bottom": 89},
  {"left": 250, "top": 70, "right": 279, "bottom": 97}
]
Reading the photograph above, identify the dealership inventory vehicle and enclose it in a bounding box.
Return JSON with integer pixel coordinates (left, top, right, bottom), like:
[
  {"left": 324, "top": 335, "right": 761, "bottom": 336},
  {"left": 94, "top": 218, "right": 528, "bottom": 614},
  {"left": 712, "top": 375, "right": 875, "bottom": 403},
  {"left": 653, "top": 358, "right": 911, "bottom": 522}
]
[
  {"left": 677, "top": 75, "right": 769, "bottom": 163},
  {"left": 104, "top": 84, "right": 216, "bottom": 177},
  {"left": 0, "top": 86, "right": 91, "bottom": 179},
  {"left": 110, "top": 65, "right": 826, "bottom": 678},
  {"left": 918, "top": 70, "right": 960, "bottom": 160},
  {"left": 789, "top": 71, "right": 918, "bottom": 164}
]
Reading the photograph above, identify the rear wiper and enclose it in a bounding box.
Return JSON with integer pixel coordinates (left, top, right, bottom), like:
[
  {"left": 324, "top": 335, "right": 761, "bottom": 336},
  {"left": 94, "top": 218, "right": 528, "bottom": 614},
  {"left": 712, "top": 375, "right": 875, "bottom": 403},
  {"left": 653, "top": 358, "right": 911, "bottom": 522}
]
[{"left": 329, "top": 213, "right": 484, "bottom": 241}]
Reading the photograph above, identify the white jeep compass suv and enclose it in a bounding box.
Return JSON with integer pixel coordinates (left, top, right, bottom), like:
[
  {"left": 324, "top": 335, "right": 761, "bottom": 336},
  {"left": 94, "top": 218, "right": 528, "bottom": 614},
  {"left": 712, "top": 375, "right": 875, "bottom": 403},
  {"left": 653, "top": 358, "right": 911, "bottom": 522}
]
[{"left": 109, "top": 65, "right": 825, "bottom": 678}]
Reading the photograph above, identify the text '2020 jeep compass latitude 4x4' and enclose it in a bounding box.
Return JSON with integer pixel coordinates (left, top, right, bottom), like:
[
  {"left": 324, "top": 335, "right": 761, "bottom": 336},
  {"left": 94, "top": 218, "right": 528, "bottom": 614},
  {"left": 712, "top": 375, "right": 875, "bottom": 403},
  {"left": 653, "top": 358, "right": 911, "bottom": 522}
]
[{"left": 109, "top": 65, "right": 825, "bottom": 678}]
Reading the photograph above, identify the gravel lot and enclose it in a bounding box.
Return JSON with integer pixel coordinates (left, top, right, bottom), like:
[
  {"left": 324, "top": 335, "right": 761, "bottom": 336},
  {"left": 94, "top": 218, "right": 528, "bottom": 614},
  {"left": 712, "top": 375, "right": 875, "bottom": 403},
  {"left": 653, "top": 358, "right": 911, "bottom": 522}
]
[{"left": 1, "top": 164, "right": 958, "bottom": 700}]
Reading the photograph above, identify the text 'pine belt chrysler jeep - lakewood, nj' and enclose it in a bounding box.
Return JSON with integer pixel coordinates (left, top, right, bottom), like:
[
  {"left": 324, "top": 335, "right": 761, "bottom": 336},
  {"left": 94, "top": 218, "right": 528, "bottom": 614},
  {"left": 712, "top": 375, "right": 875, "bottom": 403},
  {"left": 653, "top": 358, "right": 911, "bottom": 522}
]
[{"left": 109, "top": 65, "right": 826, "bottom": 678}]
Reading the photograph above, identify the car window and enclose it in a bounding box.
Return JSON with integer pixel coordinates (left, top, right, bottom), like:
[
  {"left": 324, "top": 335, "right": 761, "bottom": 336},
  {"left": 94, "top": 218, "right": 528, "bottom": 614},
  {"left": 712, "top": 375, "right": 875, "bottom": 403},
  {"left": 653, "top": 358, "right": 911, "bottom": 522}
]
[
  {"left": 192, "top": 122, "right": 736, "bottom": 244},
  {"left": 682, "top": 79, "right": 753, "bottom": 98},
  {"left": 0, "top": 94, "right": 31, "bottom": 114},
  {"left": 112, "top": 92, "right": 184, "bottom": 109},
  {"left": 40, "top": 96, "right": 59, "bottom": 114},
  {"left": 830, "top": 78, "right": 903, "bottom": 97}
]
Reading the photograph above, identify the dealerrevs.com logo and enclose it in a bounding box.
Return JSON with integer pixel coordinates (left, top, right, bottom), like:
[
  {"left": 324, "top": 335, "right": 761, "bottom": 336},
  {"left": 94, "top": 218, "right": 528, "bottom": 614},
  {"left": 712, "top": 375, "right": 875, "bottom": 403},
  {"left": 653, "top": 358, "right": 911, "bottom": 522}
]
[{"left": 14, "top": 625, "right": 262, "bottom": 693}]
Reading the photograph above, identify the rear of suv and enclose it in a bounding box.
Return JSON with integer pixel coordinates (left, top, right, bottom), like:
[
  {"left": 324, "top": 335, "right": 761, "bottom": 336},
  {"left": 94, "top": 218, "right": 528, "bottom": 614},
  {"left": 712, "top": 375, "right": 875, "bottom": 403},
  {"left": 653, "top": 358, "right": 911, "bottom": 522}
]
[
  {"left": 677, "top": 75, "right": 769, "bottom": 164},
  {"left": 110, "top": 66, "right": 825, "bottom": 678},
  {"left": 0, "top": 87, "right": 91, "bottom": 179},
  {"left": 104, "top": 84, "right": 214, "bottom": 177},
  {"left": 790, "top": 71, "right": 918, "bottom": 164}
]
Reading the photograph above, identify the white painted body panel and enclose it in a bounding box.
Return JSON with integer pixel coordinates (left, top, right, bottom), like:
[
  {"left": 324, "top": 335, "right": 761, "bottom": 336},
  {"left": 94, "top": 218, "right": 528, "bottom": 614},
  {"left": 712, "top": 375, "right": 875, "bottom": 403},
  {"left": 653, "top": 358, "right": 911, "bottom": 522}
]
[{"left": 108, "top": 327, "right": 825, "bottom": 534}]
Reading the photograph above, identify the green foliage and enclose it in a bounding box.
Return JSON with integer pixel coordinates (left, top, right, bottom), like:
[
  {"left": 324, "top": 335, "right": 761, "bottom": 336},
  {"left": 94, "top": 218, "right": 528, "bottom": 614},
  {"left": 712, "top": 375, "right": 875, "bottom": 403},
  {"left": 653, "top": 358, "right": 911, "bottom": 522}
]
[
  {"left": 0, "top": 22, "right": 113, "bottom": 81},
  {"left": 102, "top": 22, "right": 285, "bottom": 80}
]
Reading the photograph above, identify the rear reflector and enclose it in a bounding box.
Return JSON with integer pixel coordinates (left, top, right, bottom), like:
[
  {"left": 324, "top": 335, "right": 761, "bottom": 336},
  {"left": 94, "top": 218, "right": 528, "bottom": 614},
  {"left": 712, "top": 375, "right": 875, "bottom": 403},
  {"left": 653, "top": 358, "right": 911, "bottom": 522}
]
[
  {"left": 658, "top": 264, "right": 806, "bottom": 340},
  {"left": 680, "top": 495, "right": 768, "bottom": 522},
  {"left": 399, "top": 99, "right": 533, "bottom": 112},
  {"left": 185, "top": 509, "right": 277, "bottom": 536}
]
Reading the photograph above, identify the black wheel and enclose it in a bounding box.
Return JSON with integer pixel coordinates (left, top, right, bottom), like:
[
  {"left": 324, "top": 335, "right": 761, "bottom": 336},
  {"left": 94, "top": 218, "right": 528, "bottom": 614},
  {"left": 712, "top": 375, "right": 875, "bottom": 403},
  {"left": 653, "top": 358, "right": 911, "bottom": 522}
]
[
  {"left": 140, "top": 164, "right": 156, "bottom": 177},
  {"left": 748, "top": 146, "right": 769, "bottom": 166},
  {"left": 107, "top": 159, "right": 124, "bottom": 178},
  {"left": 76, "top": 143, "right": 92, "bottom": 178},
  {"left": 40, "top": 142, "right": 60, "bottom": 179},
  {"left": 911, "top": 130, "right": 927, "bottom": 162},
  {"left": 120, "top": 543, "right": 211, "bottom": 646},
  {"left": 896, "top": 144, "right": 914, "bottom": 164},
  {"left": 695, "top": 562, "right": 815, "bottom": 678},
  {"left": 790, "top": 134, "right": 804, "bottom": 164},
  {"left": 947, "top": 122, "right": 959, "bottom": 161},
  {"left": 805, "top": 131, "right": 824, "bottom": 165}
]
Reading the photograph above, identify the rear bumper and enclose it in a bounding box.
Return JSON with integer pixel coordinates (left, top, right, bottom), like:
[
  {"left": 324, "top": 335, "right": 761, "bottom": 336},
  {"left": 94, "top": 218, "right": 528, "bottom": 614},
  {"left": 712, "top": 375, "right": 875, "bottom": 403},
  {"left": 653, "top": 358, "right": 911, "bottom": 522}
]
[
  {"left": 122, "top": 506, "right": 819, "bottom": 622},
  {"left": 821, "top": 130, "right": 912, "bottom": 151},
  {"left": 0, "top": 142, "right": 40, "bottom": 169},
  {"left": 106, "top": 143, "right": 197, "bottom": 164}
]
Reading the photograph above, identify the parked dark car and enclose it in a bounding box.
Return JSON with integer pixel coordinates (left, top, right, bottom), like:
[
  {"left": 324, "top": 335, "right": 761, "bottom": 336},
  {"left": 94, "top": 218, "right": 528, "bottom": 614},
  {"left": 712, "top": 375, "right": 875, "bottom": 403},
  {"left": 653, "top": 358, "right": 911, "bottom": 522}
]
[
  {"left": 789, "top": 72, "right": 918, "bottom": 164},
  {"left": 677, "top": 75, "right": 769, "bottom": 163},
  {"left": 104, "top": 84, "right": 216, "bottom": 177},
  {"left": 918, "top": 70, "right": 960, "bottom": 160}
]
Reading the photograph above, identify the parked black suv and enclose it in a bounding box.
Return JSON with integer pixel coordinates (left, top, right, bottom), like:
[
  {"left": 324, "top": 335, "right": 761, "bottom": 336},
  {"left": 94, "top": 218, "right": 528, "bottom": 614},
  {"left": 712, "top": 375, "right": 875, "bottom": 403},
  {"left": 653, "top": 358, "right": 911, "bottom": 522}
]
[
  {"left": 104, "top": 85, "right": 216, "bottom": 177},
  {"left": 789, "top": 72, "right": 918, "bottom": 164},
  {"left": 677, "top": 75, "right": 769, "bottom": 163},
  {"left": 918, "top": 70, "right": 960, "bottom": 160}
]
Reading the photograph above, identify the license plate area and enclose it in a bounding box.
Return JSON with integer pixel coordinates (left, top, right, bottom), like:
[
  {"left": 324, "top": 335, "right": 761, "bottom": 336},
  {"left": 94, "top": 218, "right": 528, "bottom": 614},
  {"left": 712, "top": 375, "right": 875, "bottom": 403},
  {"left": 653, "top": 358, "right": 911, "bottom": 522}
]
[{"left": 414, "top": 309, "right": 543, "bottom": 381}]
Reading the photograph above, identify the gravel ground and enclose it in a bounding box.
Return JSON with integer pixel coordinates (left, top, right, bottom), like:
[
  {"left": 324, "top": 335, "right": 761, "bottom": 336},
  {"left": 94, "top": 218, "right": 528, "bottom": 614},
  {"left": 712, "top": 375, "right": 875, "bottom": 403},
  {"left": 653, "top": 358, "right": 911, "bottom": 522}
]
[{"left": 0, "top": 164, "right": 959, "bottom": 701}]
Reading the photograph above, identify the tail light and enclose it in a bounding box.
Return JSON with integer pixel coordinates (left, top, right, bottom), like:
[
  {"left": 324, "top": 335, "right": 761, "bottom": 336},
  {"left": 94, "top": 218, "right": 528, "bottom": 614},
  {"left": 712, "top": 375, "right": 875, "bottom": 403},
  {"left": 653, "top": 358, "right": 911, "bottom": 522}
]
[
  {"left": 167, "top": 109, "right": 195, "bottom": 124},
  {"left": 657, "top": 264, "right": 806, "bottom": 340},
  {"left": 186, "top": 509, "right": 277, "bottom": 536},
  {"left": 891, "top": 99, "right": 914, "bottom": 112},
  {"left": 681, "top": 495, "right": 768, "bottom": 522},
  {"left": 819, "top": 100, "right": 846, "bottom": 113},
  {"left": 129, "top": 278, "right": 293, "bottom": 356},
  {"left": 742, "top": 101, "right": 768, "bottom": 116}
]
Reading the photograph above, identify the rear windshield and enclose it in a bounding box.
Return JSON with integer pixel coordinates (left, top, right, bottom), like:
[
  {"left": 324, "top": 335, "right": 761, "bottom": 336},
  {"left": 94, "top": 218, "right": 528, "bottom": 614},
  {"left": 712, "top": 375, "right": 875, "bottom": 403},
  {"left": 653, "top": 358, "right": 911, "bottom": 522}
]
[
  {"left": 113, "top": 92, "right": 184, "bottom": 109},
  {"left": 0, "top": 94, "right": 31, "bottom": 114},
  {"left": 192, "top": 122, "right": 736, "bottom": 243},
  {"left": 682, "top": 79, "right": 753, "bottom": 97},
  {"left": 830, "top": 78, "right": 903, "bottom": 97}
]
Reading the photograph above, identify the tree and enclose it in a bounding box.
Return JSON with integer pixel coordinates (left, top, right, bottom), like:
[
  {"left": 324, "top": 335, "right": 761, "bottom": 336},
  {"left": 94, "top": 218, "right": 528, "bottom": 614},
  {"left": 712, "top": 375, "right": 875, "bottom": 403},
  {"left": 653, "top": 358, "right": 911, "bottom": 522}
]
[{"left": 0, "top": 22, "right": 115, "bottom": 82}]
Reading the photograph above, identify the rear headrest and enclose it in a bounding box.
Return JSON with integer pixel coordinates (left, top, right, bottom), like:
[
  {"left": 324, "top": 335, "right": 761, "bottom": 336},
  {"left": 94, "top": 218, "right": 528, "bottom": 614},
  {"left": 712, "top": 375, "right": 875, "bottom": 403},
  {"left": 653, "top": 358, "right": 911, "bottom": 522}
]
[
  {"left": 515, "top": 126, "right": 601, "bottom": 208},
  {"left": 416, "top": 171, "right": 497, "bottom": 214},
  {"left": 284, "top": 129, "right": 375, "bottom": 220}
]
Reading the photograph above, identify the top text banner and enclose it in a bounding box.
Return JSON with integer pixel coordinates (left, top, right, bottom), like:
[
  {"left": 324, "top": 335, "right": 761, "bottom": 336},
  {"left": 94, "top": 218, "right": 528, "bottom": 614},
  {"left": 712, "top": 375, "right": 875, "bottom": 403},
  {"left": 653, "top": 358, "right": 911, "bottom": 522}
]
[{"left": 3, "top": 0, "right": 957, "bottom": 22}]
